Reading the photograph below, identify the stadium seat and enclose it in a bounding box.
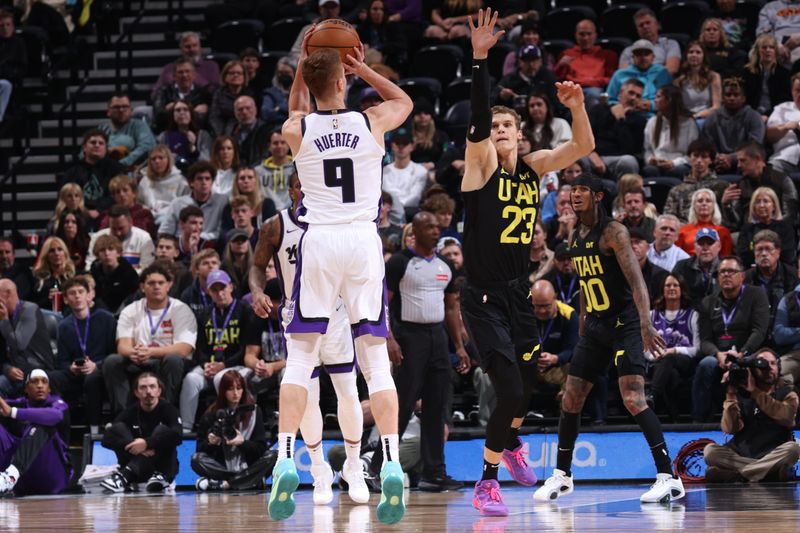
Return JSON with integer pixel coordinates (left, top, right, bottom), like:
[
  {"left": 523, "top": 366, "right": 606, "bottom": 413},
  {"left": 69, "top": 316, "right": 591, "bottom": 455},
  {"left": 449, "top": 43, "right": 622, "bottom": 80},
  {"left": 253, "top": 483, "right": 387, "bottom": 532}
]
[
  {"left": 543, "top": 6, "right": 597, "bottom": 40},
  {"left": 442, "top": 100, "right": 471, "bottom": 143},
  {"left": 553, "top": 0, "right": 610, "bottom": 17},
  {"left": 211, "top": 19, "right": 264, "bottom": 54},
  {"left": 18, "top": 26, "right": 50, "bottom": 80},
  {"left": 662, "top": 32, "right": 690, "bottom": 54},
  {"left": 398, "top": 77, "right": 442, "bottom": 113},
  {"left": 259, "top": 51, "right": 288, "bottom": 85},
  {"left": 600, "top": 4, "right": 648, "bottom": 40},
  {"left": 597, "top": 36, "right": 632, "bottom": 57},
  {"left": 411, "top": 45, "right": 463, "bottom": 89},
  {"left": 643, "top": 177, "right": 682, "bottom": 213},
  {"left": 609, "top": 0, "right": 662, "bottom": 11},
  {"left": 204, "top": 52, "right": 237, "bottom": 71},
  {"left": 542, "top": 39, "right": 576, "bottom": 60},
  {"left": 264, "top": 17, "right": 306, "bottom": 52},
  {"left": 659, "top": 1, "right": 710, "bottom": 37},
  {"left": 445, "top": 77, "right": 472, "bottom": 109},
  {"left": 487, "top": 40, "right": 516, "bottom": 80}
]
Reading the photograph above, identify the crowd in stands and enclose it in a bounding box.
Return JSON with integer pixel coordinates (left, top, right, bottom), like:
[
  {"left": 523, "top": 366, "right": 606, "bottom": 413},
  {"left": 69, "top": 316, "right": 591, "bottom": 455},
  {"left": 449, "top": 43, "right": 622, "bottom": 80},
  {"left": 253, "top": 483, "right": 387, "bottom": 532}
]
[{"left": 2, "top": 0, "right": 800, "bottom": 495}]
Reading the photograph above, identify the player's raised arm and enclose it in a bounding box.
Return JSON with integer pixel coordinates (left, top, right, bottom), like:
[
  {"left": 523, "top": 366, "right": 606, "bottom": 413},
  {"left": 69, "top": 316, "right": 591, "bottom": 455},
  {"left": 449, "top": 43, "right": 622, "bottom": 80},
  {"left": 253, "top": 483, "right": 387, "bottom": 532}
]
[
  {"left": 249, "top": 214, "right": 281, "bottom": 318},
  {"left": 283, "top": 26, "right": 315, "bottom": 151},
  {"left": 463, "top": 8, "right": 505, "bottom": 192},
  {"left": 603, "top": 221, "right": 666, "bottom": 356},
  {"left": 523, "top": 81, "right": 595, "bottom": 177},
  {"left": 344, "top": 44, "right": 412, "bottom": 141}
]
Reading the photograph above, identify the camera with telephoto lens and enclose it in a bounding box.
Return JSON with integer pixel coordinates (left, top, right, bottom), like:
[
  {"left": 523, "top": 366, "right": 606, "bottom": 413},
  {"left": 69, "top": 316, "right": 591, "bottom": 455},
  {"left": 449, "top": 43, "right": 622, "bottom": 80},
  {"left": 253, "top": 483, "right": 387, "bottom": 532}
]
[
  {"left": 726, "top": 352, "right": 770, "bottom": 388},
  {"left": 210, "top": 404, "right": 255, "bottom": 441}
]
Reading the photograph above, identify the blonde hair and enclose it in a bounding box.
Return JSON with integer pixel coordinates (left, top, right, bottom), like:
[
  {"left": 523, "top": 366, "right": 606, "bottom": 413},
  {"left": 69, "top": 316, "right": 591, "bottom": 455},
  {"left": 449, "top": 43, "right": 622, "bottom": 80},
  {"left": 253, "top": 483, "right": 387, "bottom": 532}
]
[
  {"left": 688, "top": 188, "right": 722, "bottom": 225},
  {"left": 748, "top": 186, "right": 783, "bottom": 222},
  {"left": 746, "top": 33, "right": 778, "bottom": 75},
  {"left": 699, "top": 18, "right": 731, "bottom": 50},
  {"left": 51, "top": 183, "right": 89, "bottom": 228},
  {"left": 222, "top": 236, "right": 253, "bottom": 288},
  {"left": 146, "top": 145, "right": 177, "bottom": 181},
  {"left": 232, "top": 167, "right": 264, "bottom": 211},
  {"left": 33, "top": 236, "right": 76, "bottom": 283},
  {"left": 190, "top": 248, "right": 220, "bottom": 274}
]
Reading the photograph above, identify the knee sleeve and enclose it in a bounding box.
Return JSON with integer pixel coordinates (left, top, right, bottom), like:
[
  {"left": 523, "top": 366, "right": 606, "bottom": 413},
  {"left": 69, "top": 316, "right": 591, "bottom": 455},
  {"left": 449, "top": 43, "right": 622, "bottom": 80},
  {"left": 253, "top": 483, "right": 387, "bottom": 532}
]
[
  {"left": 299, "top": 378, "right": 323, "bottom": 444},
  {"left": 330, "top": 370, "right": 363, "bottom": 442},
  {"left": 281, "top": 333, "right": 323, "bottom": 390},
  {"left": 354, "top": 336, "right": 395, "bottom": 395}
]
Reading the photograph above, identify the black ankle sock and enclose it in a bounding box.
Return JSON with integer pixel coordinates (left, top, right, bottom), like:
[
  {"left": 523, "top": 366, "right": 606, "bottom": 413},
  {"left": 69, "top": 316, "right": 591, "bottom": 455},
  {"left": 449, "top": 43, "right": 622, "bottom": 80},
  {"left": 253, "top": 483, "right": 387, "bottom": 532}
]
[
  {"left": 556, "top": 411, "right": 580, "bottom": 476},
  {"left": 505, "top": 427, "right": 520, "bottom": 451},
  {"left": 481, "top": 460, "right": 499, "bottom": 481},
  {"left": 634, "top": 408, "right": 673, "bottom": 475}
]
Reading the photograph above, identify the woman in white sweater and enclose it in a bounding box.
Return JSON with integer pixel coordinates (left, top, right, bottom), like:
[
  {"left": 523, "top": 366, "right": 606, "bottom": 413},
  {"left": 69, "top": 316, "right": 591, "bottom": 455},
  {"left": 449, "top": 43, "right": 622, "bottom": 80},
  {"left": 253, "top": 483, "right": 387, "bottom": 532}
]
[
  {"left": 643, "top": 85, "right": 699, "bottom": 178},
  {"left": 522, "top": 90, "right": 571, "bottom": 150},
  {"left": 137, "top": 145, "right": 189, "bottom": 226}
]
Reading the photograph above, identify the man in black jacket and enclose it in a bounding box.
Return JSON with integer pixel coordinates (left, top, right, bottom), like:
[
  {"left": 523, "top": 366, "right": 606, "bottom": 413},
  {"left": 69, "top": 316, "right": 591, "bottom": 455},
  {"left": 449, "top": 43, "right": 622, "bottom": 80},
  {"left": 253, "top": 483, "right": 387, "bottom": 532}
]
[
  {"left": 584, "top": 78, "right": 646, "bottom": 180},
  {"left": 225, "top": 95, "right": 271, "bottom": 166},
  {"left": 100, "top": 372, "right": 182, "bottom": 493},
  {"left": 59, "top": 129, "right": 127, "bottom": 218},
  {"left": 692, "top": 256, "right": 770, "bottom": 422},
  {"left": 0, "top": 237, "right": 33, "bottom": 300},
  {"left": 492, "top": 44, "right": 557, "bottom": 109},
  {"left": 704, "top": 348, "right": 800, "bottom": 482}
]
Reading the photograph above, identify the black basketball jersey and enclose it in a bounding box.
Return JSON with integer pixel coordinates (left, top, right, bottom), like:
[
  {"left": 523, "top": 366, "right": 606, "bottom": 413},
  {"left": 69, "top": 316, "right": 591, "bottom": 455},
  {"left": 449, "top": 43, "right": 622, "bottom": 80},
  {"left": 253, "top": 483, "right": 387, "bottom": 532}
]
[
  {"left": 570, "top": 216, "right": 632, "bottom": 317},
  {"left": 463, "top": 159, "right": 539, "bottom": 285}
]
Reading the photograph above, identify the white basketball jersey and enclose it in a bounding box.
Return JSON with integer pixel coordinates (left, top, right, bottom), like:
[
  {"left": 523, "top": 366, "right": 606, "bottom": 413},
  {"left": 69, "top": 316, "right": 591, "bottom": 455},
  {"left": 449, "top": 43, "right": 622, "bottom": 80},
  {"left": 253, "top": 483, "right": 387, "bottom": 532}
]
[
  {"left": 276, "top": 209, "right": 301, "bottom": 313},
  {"left": 294, "top": 110, "right": 385, "bottom": 224}
]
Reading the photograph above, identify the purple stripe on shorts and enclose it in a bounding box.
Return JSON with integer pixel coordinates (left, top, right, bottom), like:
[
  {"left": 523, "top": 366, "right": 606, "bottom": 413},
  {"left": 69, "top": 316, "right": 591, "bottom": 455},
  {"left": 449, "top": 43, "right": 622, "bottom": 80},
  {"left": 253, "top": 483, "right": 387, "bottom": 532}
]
[
  {"left": 350, "top": 277, "right": 390, "bottom": 338},
  {"left": 286, "top": 227, "right": 331, "bottom": 334},
  {"left": 310, "top": 366, "right": 321, "bottom": 379}
]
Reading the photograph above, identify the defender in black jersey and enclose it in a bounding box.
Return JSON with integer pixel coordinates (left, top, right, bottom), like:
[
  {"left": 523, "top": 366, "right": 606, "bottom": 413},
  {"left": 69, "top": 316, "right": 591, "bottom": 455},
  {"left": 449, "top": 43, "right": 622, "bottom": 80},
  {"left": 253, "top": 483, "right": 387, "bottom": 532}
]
[
  {"left": 534, "top": 175, "right": 686, "bottom": 505},
  {"left": 464, "top": 9, "right": 596, "bottom": 517}
]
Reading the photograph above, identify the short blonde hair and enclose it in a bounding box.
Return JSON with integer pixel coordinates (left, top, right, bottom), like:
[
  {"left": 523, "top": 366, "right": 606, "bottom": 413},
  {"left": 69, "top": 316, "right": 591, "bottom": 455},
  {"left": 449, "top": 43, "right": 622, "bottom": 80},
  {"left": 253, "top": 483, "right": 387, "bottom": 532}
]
[{"left": 748, "top": 186, "right": 783, "bottom": 222}]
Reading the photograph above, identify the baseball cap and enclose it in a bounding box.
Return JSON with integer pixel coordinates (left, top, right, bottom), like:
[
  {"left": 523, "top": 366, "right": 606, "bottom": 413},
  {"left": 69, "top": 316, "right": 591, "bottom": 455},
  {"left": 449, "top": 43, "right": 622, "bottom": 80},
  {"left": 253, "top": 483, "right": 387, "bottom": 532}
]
[
  {"left": 26, "top": 369, "right": 49, "bottom": 384},
  {"left": 518, "top": 44, "right": 542, "bottom": 60},
  {"left": 554, "top": 242, "right": 571, "bottom": 259},
  {"left": 207, "top": 269, "right": 232, "bottom": 288},
  {"left": 319, "top": 0, "right": 339, "bottom": 6},
  {"left": 391, "top": 127, "right": 412, "bottom": 145},
  {"left": 413, "top": 98, "right": 435, "bottom": 116},
  {"left": 436, "top": 236, "right": 461, "bottom": 253},
  {"left": 228, "top": 228, "right": 249, "bottom": 242},
  {"left": 631, "top": 39, "right": 655, "bottom": 54},
  {"left": 695, "top": 227, "right": 720, "bottom": 243}
]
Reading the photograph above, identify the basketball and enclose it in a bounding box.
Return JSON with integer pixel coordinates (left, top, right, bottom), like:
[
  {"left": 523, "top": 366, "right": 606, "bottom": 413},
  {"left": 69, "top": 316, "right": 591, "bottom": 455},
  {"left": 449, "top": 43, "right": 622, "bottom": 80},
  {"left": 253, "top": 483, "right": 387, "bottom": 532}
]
[{"left": 306, "top": 19, "right": 361, "bottom": 65}]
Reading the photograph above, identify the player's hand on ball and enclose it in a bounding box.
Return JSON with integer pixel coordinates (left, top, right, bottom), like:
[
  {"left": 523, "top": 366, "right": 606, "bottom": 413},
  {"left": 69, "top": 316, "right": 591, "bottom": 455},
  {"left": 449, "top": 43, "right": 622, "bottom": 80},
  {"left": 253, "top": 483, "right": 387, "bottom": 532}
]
[
  {"left": 642, "top": 323, "right": 666, "bottom": 358},
  {"left": 251, "top": 292, "right": 272, "bottom": 318},
  {"left": 299, "top": 24, "right": 317, "bottom": 61},
  {"left": 343, "top": 42, "right": 366, "bottom": 76},
  {"left": 555, "top": 81, "right": 585, "bottom": 109}
]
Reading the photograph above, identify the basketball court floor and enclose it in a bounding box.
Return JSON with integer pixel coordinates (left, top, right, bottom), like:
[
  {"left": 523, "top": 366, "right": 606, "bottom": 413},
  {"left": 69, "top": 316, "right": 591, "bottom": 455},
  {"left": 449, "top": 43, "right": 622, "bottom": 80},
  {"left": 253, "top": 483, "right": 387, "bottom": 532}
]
[{"left": 2, "top": 482, "right": 799, "bottom": 531}]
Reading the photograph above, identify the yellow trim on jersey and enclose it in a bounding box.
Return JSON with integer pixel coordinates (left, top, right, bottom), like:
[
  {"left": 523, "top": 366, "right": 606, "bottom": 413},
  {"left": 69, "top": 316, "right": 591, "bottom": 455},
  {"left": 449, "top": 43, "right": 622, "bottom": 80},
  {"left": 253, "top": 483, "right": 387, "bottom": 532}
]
[{"left": 614, "top": 349, "right": 625, "bottom": 366}]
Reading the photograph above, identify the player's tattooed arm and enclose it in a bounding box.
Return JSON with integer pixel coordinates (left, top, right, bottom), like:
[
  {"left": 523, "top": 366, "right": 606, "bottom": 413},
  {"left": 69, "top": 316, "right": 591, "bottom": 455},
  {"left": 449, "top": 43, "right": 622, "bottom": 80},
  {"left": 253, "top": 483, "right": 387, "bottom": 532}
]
[
  {"left": 248, "top": 215, "right": 281, "bottom": 318},
  {"left": 603, "top": 221, "right": 666, "bottom": 356}
]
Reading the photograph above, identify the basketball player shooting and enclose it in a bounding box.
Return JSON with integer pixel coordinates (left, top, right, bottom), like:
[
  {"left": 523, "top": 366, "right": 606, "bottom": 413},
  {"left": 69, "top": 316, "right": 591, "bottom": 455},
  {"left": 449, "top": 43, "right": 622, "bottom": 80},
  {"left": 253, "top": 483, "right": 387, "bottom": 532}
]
[
  {"left": 462, "top": 8, "right": 595, "bottom": 517},
  {"left": 255, "top": 25, "right": 412, "bottom": 524},
  {"left": 534, "top": 175, "right": 686, "bottom": 504}
]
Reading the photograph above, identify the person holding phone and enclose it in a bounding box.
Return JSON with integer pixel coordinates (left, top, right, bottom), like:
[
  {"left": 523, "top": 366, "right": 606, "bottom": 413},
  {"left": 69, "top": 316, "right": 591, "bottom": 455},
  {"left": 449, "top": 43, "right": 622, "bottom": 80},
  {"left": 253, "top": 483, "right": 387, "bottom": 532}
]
[{"left": 54, "top": 277, "right": 116, "bottom": 435}]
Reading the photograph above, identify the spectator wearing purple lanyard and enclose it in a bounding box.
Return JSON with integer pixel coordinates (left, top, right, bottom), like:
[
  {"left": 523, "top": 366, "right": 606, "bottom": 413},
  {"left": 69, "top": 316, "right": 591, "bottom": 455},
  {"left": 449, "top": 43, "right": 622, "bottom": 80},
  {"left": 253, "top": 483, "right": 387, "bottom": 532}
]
[
  {"left": 54, "top": 277, "right": 117, "bottom": 435},
  {"left": 180, "top": 270, "right": 256, "bottom": 433},
  {"left": 104, "top": 263, "right": 197, "bottom": 415},
  {"left": 692, "top": 256, "right": 770, "bottom": 422}
]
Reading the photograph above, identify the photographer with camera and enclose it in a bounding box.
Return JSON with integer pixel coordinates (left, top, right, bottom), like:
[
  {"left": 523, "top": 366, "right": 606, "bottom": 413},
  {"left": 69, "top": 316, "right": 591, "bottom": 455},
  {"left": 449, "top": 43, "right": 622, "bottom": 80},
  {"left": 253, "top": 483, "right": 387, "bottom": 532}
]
[
  {"left": 692, "top": 256, "right": 770, "bottom": 422},
  {"left": 191, "top": 370, "right": 276, "bottom": 491},
  {"left": 703, "top": 348, "right": 800, "bottom": 482}
]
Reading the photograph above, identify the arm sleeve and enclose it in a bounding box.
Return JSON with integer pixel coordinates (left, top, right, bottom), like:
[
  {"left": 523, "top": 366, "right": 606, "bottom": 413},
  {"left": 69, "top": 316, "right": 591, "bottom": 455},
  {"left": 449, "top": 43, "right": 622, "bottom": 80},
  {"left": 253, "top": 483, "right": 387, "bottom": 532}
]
[
  {"left": 145, "top": 404, "right": 183, "bottom": 450},
  {"left": 753, "top": 390, "right": 799, "bottom": 428},
  {"left": 743, "top": 289, "right": 770, "bottom": 354},
  {"left": 748, "top": 110, "right": 766, "bottom": 143},
  {"left": 721, "top": 398, "right": 744, "bottom": 434},
  {"left": 606, "top": 72, "right": 622, "bottom": 105},
  {"left": 14, "top": 397, "right": 68, "bottom": 426},
  {"left": 239, "top": 407, "right": 267, "bottom": 459},
  {"left": 773, "top": 295, "right": 800, "bottom": 346},
  {"left": 467, "top": 59, "right": 491, "bottom": 143},
  {"left": 698, "top": 298, "right": 720, "bottom": 356},
  {"left": 120, "top": 122, "right": 157, "bottom": 167},
  {"left": 780, "top": 176, "right": 799, "bottom": 223},
  {"left": 384, "top": 253, "right": 407, "bottom": 294}
]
